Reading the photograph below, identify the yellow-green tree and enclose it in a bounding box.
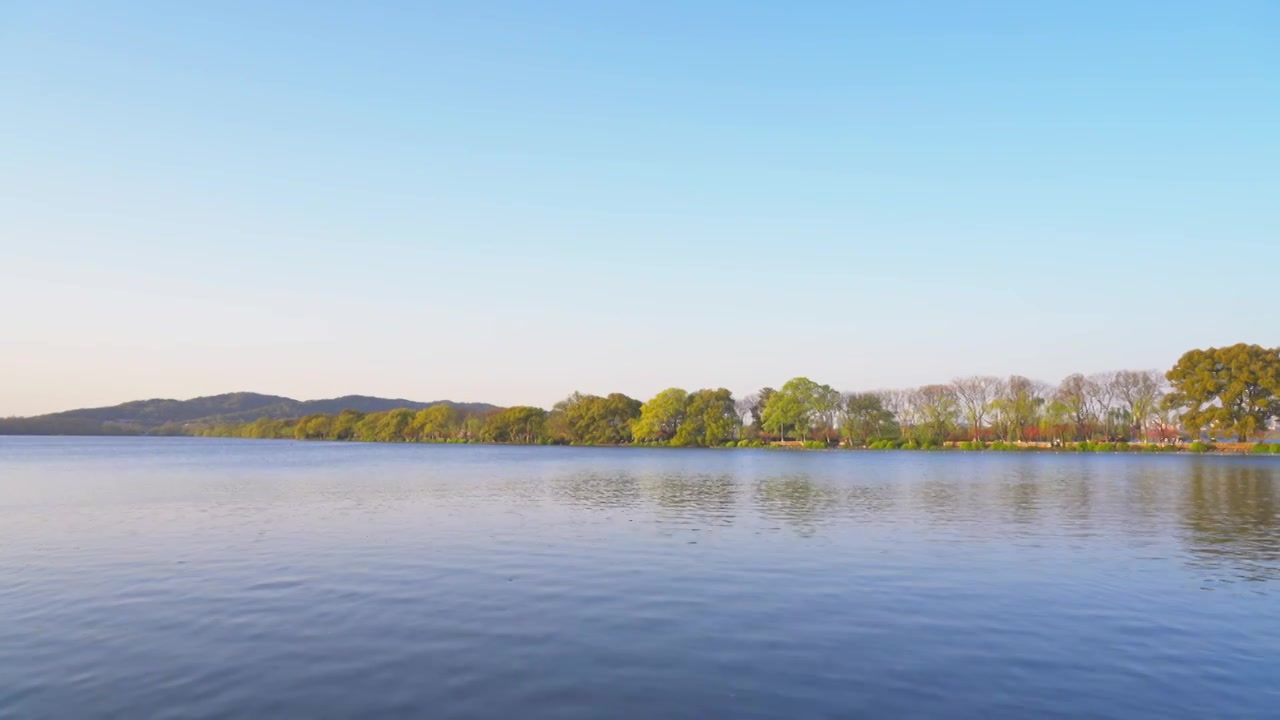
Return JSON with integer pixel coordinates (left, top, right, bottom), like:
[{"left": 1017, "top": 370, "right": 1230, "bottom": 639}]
[
  {"left": 482, "top": 406, "right": 548, "bottom": 444},
  {"left": 557, "top": 392, "right": 641, "bottom": 444},
  {"left": 1166, "top": 344, "right": 1280, "bottom": 441},
  {"left": 412, "top": 404, "right": 459, "bottom": 441},
  {"left": 674, "top": 388, "right": 739, "bottom": 446},
  {"left": 762, "top": 377, "right": 821, "bottom": 441},
  {"left": 632, "top": 388, "right": 688, "bottom": 443}
]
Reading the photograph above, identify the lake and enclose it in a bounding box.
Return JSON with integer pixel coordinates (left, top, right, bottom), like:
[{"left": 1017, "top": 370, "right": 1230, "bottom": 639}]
[{"left": 1, "top": 437, "right": 1278, "bottom": 718}]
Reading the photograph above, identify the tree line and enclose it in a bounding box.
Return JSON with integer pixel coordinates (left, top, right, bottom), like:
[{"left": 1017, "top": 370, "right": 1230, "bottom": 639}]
[{"left": 189, "top": 343, "right": 1280, "bottom": 449}]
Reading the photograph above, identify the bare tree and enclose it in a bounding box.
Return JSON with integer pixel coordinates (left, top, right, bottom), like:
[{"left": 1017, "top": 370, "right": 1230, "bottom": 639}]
[
  {"left": 1111, "top": 370, "right": 1165, "bottom": 442},
  {"left": 735, "top": 393, "right": 758, "bottom": 427},
  {"left": 1055, "top": 374, "right": 1098, "bottom": 440},
  {"left": 879, "top": 388, "right": 914, "bottom": 439},
  {"left": 952, "top": 375, "right": 1000, "bottom": 441},
  {"left": 1087, "top": 372, "right": 1118, "bottom": 438}
]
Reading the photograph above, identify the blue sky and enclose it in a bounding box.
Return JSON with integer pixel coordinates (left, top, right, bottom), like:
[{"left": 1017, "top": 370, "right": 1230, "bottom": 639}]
[{"left": 2, "top": 1, "right": 1277, "bottom": 415}]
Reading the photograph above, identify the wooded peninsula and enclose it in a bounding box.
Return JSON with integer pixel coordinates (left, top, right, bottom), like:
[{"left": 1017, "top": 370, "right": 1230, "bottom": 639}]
[
  {"left": 3, "top": 343, "right": 1277, "bottom": 453},
  {"left": 183, "top": 343, "right": 1280, "bottom": 453}
]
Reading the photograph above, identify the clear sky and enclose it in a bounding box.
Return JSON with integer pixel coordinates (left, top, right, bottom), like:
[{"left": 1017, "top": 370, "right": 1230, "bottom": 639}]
[{"left": 2, "top": 1, "right": 1277, "bottom": 416}]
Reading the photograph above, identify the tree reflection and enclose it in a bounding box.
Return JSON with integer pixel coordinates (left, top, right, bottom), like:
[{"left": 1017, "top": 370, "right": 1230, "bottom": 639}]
[
  {"left": 553, "top": 471, "right": 644, "bottom": 510},
  {"left": 1182, "top": 461, "right": 1280, "bottom": 583},
  {"left": 753, "top": 475, "right": 846, "bottom": 536},
  {"left": 651, "top": 474, "right": 737, "bottom": 522}
]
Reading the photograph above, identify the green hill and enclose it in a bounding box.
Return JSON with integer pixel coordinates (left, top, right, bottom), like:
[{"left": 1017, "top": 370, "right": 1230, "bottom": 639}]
[{"left": 0, "top": 392, "right": 500, "bottom": 435}]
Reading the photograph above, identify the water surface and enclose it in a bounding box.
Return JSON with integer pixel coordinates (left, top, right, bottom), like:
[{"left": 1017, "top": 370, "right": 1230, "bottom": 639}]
[{"left": 2, "top": 437, "right": 1278, "bottom": 718}]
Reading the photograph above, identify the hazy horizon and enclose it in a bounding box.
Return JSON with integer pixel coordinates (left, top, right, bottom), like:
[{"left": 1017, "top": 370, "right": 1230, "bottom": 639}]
[{"left": 3, "top": 2, "right": 1276, "bottom": 417}]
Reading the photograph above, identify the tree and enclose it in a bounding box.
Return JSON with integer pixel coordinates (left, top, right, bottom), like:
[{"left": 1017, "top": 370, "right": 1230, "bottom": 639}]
[
  {"left": 1166, "top": 344, "right": 1280, "bottom": 441},
  {"left": 561, "top": 393, "right": 642, "bottom": 444},
  {"left": 674, "top": 388, "right": 740, "bottom": 446},
  {"left": 840, "top": 392, "right": 898, "bottom": 446},
  {"left": 1039, "top": 399, "right": 1073, "bottom": 445},
  {"left": 811, "top": 384, "right": 842, "bottom": 443},
  {"left": 482, "top": 406, "right": 548, "bottom": 444},
  {"left": 743, "top": 388, "right": 774, "bottom": 429},
  {"left": 992, "top": 376, "right": 1046, "bottom": 442},
  {"left": 880, "top": 389, "right": 912, "bottom": 440},
  {"left": 1088, "top": 372, "right": 1118, "bottom": 438},
  {"left": 1054, "top": 374, "right": 1098, "bottom": 441},
  {"left": 353, "top": 411, "right": 383, "bottom": 442},
  {"left": 413, "top": 404, "right": 459, "bottom": 441},
  {"left": 762, "top": 377, "right": 821, "bottom": 442},
  {"left": 328, "top": 409, "right": 365, "bottom": 440},
  {"left": 909, "top": 384, "right": 958, "bottom": 445},
  {"left": 544, "top": 392, "right": 584, "bottom": 443},
  {"left": 632, "top": 388, "right": 689, "bottom": 443},
  {"left": 462, "top": 413, "right": 486, "bottom": 440},
  {"left": 372, "top": 408, "right": 415, "bottom": 442},
  {"left": 952, "top": 376, "right": 1000, "bottom": 441},
  {"left": 1111, "top": 370, "right": 1163, "bottom": 442},
  {"left": 294, "top": 413, "right": 331, "bottom": 440}
]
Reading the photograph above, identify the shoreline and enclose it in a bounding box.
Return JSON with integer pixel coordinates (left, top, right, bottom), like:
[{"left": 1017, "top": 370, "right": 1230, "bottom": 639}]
[{"left": 9, "top": 433, "right": 1276, "bottom": 456}]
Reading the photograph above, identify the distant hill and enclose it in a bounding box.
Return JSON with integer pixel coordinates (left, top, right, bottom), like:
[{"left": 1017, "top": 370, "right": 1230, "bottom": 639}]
[{"left": 0, "top": 392, "right": 501, "bottom": 435}]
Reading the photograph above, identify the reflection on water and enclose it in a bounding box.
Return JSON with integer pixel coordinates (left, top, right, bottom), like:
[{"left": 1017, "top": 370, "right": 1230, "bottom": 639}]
[
  {"left": 1, "top": 439, "right": 1279, "bottom": 719},
  {"left": 543, "top": 454, "right": 1280, "bottom": 584},
  {"left": 1184, "top": 464, "right": 1280, "bottom": 583}
]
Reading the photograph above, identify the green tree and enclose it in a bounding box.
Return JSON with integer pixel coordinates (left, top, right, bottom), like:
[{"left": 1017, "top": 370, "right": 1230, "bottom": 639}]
[
  {"left": 1039, "top": 399, "right": 1073, "bottom": 445},
  {"left": 632, "top": 388, "right": 689, "bottom": 443},
  {"left": 909, "top": 384, "right": 958, "bottom": 445},
  {"left": 375, "top": 408, "right": 416, "bottom": 442},
  {"left": 413, "top": 404, "right": 459, "bottom": 441},
  {"left": 482, "top": 406, "right": 548, "bottom": 443},
  {"left": 1166, "top": 344, "right": 1280, "bottom": 441},
  {"left": 762, "top": 377, "right": 821, "bottom": 442},
  {"left": 354, "top": 411, "right": 385, "bottom": 442},
  {"left": 992, "top": 375, "right": 1046, "bottom": 442},
  {"left": 674, "top": 388, "right": 739, "bottom": 446},
  {"left": 328, "top": 409, "right": 365, "bottom": 440},
  {"left": 560, "top": 392, "right": 642, "bottom": 444},
  {"left": 839, "top": 392, "right": 899, "bottom": 446},
  {"left": 294, "top": 413, "right": 331, "bottom": 440}
]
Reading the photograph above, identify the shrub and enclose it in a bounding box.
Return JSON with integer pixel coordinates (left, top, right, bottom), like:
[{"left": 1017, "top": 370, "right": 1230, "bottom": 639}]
[
  {"left": 1095, "top": 442, "right": 1115, "bottom": 452},
  {"left": 1251, "top": 443, "right": 1272, "bottom": 454},
  {"left": 1115, "top": 442, "right": 1130, "bottom": 452},
  {"left": 900, "top": 440, "right": 919, "bottom": 450},
  {"left": 802, "top": 440, "right": 828, "bottom": 450},
  {"left": 1273, "top": 444, "right": 1280, "bottom": 455},
  {"left": 1189, "top": 441, "right": 1212, "bottom": 453}
]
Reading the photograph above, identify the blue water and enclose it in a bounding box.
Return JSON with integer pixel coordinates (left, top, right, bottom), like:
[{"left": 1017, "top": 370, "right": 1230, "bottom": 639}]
[{"left": 1, "top": 437, "right": 1278, "bottom": 718}]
